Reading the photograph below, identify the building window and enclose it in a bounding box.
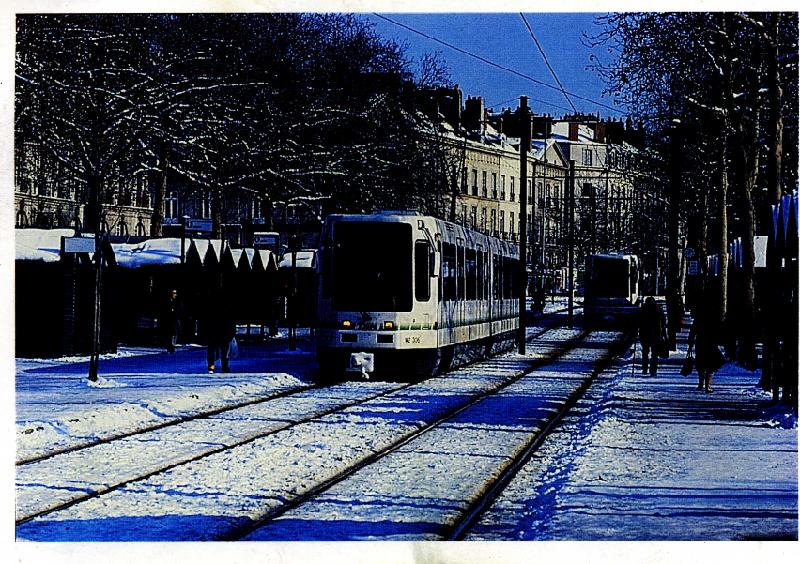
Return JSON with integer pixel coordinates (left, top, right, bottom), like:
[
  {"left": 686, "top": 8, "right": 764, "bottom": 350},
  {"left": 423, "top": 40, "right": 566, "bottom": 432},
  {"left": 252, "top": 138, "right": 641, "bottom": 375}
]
[
  {"left": 482, "top": 171, "right": 487, "bottom": 198},
  {"left": 492, "top": 173, "right": 498, "bottom": 199},
  {"left": 491, "top": 208, "right": 497, "bottom": 236},
  {"left": 166, "top": 191, "right": 179, "bottom": 219},
  {"left": 471, "top": 169, "right": 478, "bottom": 196},
  {"left": 252, "top": 198, "right": 263, "bottom": 220},
  {"left": 500, "top": 211, "right": 505, "bottom": 238},
  {"left": 461, "top": 167, "right": 468, "bottom": 193},
  {"left": 528, "top": 179, "right": 533, "bottom": 201},
  {"left": 471, "top": 206, "right": 477, "bottom": 229},
  {"left": 501, "top": 175, "right": 506, "bottom": 201},
  {"left": 582, "top": 147, "right": 593, "bottom": 166},
  {"left": 510, "top": 177, "right": 515, "bottom": 203},
  {"left": 582, "top": 183, "right": 593, "bottom": 197},
  {"left": 510, "top": 212, "right": 515, "bottom": 236},
  {"left": 461, "top": 204, "right": 468, "bottom": 225},
  {"left": 481, "top": 207, "right": 487, "bottom": 232}
]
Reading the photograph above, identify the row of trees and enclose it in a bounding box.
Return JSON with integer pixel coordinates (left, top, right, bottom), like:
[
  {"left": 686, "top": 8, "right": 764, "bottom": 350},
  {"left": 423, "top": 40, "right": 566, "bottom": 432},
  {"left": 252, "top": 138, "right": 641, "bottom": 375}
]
[
  {"left": 15, "top": 13, "right": 447, "bottom": 238},
  {"left": 589, "top": 12, "right": 798, "bottom": 404}
]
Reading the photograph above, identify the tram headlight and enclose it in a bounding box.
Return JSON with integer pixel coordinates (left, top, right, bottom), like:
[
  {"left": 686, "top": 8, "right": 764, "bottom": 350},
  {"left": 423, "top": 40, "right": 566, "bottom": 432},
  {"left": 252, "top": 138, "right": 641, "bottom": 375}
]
[
  {"left": 383, "top": 321, "right": 395, "bottom": 330},
  {"left": 341, "top": 320, "right": 352, "bottom": 329}
]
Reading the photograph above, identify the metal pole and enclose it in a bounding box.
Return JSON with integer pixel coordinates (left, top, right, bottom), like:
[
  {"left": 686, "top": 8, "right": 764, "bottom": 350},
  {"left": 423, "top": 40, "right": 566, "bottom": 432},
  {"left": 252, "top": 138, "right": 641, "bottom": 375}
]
[
  {"left": 568, "top": 160, "right": 575, "bottom": 327},
  {"left": 517, "top": 97, "right": 531, "bottom": 355},
  {"left": 88, "top": 232, "right": 102, "bottom": 382}
]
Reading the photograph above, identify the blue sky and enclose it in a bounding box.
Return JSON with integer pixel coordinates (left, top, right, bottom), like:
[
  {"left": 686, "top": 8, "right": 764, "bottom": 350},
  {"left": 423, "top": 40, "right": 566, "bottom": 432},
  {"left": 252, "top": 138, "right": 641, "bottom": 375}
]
[{"left": 364, "top": 13, "right": 625, "bottom": 119}]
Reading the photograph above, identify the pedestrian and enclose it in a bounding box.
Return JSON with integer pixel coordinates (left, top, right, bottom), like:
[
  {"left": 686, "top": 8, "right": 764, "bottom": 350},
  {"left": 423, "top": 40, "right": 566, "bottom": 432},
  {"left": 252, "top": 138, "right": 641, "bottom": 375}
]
[
  {"left": 160, "top": 288, "right": 182, "bottom": 353},
  {"left": 639, "top": 296, "right": 667, "bottom": 376},
  {"left": 204, "top": 286, "right": 237, "bottom": 374},
  {"left": 688, "top": 300, "right": 724, "bottom": 393}
]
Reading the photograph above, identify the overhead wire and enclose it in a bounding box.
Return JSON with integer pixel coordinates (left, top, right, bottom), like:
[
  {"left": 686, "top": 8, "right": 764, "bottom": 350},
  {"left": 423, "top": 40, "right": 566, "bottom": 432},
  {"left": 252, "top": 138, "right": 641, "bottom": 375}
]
[
  {"left": 519, "top": 13, "right": 578, "bottom": 114},
  {"left": 372, "top": 13, "right": 623, "bottom": 116}
]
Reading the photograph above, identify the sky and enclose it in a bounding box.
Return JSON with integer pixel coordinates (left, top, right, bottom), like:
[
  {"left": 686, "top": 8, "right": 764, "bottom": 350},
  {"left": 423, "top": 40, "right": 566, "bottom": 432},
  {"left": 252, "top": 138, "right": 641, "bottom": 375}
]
[{"left": 364, "top": 12, "right": 623, "bottom": 120}]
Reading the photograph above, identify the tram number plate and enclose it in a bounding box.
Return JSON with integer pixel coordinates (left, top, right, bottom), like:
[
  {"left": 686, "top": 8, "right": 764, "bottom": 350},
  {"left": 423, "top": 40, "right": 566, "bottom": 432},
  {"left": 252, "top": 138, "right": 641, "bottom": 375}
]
[{"left": 405, "top": 336, "right": 421, "bottom": 344}]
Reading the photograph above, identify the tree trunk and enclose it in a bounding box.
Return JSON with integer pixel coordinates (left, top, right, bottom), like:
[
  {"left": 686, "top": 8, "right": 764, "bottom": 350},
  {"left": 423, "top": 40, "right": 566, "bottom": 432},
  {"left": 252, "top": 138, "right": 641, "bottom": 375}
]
[
  {"left": 150, "top": 142, "right": 168, "bottom": 238},
  {"left": 666, "top": 124, "right": 683, "bottom": 344},
  {"left": 211, "top": 189, "right": 223, "bottom": 240},
  {"left": 762, "top": 12, "right": 784, "bottom": 397},
  {"left": 83, "top": 172, "right": 102, "bottom": 234}
]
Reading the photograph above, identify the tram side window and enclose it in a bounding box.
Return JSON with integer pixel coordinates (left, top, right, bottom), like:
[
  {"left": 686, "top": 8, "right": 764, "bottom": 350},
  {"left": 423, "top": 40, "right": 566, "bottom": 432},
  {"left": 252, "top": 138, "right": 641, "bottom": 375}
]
[
  {"left": 465, "top": 248, "right": 477, "bottom": 300},
  {"left": 493, "top": 255, "right": 501, "bottom": 300},
  {"left": 442, "top": 242, "right": 456, "bottom": 300},
  {"left": 457, "top": 245, "right": 465, "bottom": 300},
  {"left": 476, "top": 251, "right": 484, "bottom": 300},
  {"left": 415, "top": 241, "right": 431, "bottom": 302},
  {"left": 483, "top": 252, "right": 489, "bottom": 299}
]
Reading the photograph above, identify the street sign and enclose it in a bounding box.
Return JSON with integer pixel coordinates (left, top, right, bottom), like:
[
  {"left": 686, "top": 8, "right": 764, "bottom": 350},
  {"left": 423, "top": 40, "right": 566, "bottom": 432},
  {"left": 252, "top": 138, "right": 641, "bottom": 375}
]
[
  {"left": 186, "top": 218, "right": 212, "bottom": 233},
  {"left": 687, "top": 259, "right": 700, "bottom": 276},
  {"left": 754, "top": 236, "right": 768, "bottom": 268},
  {"left": 253, "top": 231, "right": 280, "bottom": 249},
  {"left": 684, "top": 247, "right": 696, "bottom": 259},
  {"left": 61, "top": 236, "right": 96, "bottom": 253}
]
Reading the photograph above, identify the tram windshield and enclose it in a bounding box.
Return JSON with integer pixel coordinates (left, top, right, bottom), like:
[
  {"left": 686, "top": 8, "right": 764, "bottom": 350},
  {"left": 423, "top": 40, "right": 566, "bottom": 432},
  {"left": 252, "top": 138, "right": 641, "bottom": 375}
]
[
  {"left": 588, "top": 257, "right": 630, "bottom": 298},
  {"left": 332, "top": 221, "right": 412, "bottom": 312}
]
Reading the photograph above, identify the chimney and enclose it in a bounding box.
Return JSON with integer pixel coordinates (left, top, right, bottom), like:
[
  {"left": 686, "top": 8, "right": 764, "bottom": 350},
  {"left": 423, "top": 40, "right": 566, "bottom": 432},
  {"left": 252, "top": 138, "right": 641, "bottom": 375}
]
[
  {"left": 594, "top": 121, "right": 606, "bottom": 143},
  {"left": 463, "top": 96, "right": 485, "bottom": 133},
  {"left": 568, "top": 122, "right": 579, "bottom": 141}
]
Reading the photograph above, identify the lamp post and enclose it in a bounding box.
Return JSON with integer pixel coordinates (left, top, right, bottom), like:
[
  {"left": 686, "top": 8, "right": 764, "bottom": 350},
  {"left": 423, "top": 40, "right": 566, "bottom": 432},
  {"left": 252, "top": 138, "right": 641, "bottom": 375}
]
[{"left": 180, "top": 215, "right": 190, "bottom": 264}]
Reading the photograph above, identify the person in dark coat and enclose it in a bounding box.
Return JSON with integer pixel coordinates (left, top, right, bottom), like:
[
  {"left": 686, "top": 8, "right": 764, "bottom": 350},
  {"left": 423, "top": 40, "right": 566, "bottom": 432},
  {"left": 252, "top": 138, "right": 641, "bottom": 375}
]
[
  {"left": 161, "top": 288, "right": 183, "bottom": 353},
  {"left": 205, "top": 288, "right": 236, "bottom": 374},
  {"left": 639, "top": 296, "right": 667, "bottom": 376},
  {"left": 688, "top": 299, "right": 722, "bottom": 393}
]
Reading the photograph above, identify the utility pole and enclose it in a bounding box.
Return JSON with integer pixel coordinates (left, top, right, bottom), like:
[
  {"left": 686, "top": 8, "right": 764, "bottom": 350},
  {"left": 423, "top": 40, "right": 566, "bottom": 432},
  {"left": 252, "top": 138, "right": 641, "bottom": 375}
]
[
  {"left": 517, "top": 96, "right": 531, "bottom": 354},
  {"left": 568, "top": 159, "right": 576, "bottom": 327}
]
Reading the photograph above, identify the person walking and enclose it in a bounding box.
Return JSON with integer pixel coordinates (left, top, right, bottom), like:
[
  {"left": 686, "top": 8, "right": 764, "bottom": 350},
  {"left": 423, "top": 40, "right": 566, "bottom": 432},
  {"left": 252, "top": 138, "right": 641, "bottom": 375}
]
[
  {"left": 688, "top": 300, "right": 723, "bottom": 393},
  {"left": 639, "top": 296, "right": 667, "bottom": 376},
  {"left": 161, "top": 288, "right": 182, "bottom": 353},
  {"left": 204, "top": 287, "right": 236, "bottom": 374}
]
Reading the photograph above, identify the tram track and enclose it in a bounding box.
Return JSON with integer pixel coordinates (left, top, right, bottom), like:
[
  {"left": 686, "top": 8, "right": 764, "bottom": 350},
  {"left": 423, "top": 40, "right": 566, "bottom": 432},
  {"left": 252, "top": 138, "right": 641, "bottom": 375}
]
[
  {"left": 444, "top": 329, "right": 634, "bottom": 540},
  {"left": 223, "top": 325, "right": 593, "bottom": 541},
  {"left": 18, "top": 307, "right": 575, "bottom": 468},
  {"left": 16, "top": 314, "right": 573, "bottom": 527}
]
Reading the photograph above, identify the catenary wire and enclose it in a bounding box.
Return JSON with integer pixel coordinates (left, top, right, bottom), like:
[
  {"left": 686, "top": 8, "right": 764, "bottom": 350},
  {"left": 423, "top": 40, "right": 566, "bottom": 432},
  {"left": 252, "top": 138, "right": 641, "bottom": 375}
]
[{"left": 372, "top": 13, "right": 623, "bottom": 116}]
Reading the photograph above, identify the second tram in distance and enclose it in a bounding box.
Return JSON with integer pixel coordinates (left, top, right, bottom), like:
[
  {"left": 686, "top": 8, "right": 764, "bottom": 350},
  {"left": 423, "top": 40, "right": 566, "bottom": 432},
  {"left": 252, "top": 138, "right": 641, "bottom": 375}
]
[
  {"left": 583, "top": 252, "right": 641, "bottom": 326},
  {"left": 316, "top": 211, "right": 520, "bottom": 378}
]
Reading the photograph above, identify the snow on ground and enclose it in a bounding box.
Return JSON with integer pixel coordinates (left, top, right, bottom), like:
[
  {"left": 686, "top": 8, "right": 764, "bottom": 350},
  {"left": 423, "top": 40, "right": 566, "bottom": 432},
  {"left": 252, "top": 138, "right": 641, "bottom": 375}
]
[
  {"left": 240, "top": 330, "right": 617, "bottom": 541},
  {"left": 16, "top": 319, "right": 576, "bottom": 541},
  {"left": 16, "top": 341, "right": 316, "bottom": 461},
  {"left": 467, "top": 328, "right": 798, "bottom": 541}
]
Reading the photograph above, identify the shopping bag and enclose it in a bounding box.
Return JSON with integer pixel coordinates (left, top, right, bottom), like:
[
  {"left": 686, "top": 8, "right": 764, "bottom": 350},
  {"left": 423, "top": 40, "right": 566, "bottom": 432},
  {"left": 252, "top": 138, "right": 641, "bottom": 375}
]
[{"left": 680, "top": 353, "right": 694, "bottom": 376}]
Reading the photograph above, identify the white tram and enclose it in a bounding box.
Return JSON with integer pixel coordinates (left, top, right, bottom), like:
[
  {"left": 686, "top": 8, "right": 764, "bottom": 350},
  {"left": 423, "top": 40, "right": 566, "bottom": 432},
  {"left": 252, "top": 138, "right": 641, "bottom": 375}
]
[
  {"left": 583, "top": 253, "right": 640, "bottom": 326},
  {"left": 316, "top": 211, "right": 520, "bottom": 377}
]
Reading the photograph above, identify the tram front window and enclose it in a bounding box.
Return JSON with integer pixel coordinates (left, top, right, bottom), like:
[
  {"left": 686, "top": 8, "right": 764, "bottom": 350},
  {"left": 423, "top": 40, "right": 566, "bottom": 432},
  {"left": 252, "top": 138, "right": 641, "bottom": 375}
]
[
  {"left": 591, "top": 258, "right": 630, "bottom": 298},
  {"left": 332, "top": 222, "right": 412, "bottom": 312}
]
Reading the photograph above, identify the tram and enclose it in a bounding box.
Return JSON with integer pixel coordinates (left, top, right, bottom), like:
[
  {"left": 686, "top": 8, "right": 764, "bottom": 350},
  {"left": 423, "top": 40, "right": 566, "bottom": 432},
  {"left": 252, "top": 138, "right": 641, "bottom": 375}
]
[
  {"left": 315, "top": 211, "right": 520, "bottom": 378},
  {"left": 583, "top": 253, "right": 641, "bottom": 326}
]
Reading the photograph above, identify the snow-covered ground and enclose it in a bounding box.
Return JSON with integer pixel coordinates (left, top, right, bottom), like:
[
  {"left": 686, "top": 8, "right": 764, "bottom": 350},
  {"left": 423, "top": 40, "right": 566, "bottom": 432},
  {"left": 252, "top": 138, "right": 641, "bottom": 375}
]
[
  {"left": 13, "top": 300, "right": 796, "bottom": 563},
  {"left": 467, "top": 333, "right": 798, "bottom": 541},
  {"left": 16, "top": 321, "right": 584, "bottom": 542}
]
